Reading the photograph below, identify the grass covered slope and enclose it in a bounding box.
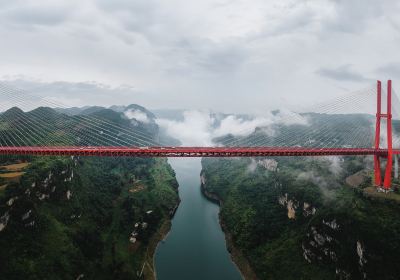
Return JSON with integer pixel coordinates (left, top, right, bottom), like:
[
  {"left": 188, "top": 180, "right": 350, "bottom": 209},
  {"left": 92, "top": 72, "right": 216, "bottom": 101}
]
[
  {"left": 0, "top": 156, "right": 179, "bottom": 280},
  {"left": 201, "top": 156, "right": 400, "bottom": 280}
]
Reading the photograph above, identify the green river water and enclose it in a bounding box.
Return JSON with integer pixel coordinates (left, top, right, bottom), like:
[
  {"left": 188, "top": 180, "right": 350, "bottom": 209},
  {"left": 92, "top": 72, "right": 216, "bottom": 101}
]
[{"left": 155, "top": 158, "right": 242, "bottom": 280}]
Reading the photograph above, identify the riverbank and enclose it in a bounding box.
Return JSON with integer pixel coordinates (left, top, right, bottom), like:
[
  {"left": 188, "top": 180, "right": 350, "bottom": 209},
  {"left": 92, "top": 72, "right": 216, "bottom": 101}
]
[
  {"left": 200, "top": 172, "right": 258, "bottom": 280},
  {"left": 145, "top": 220, "right": 171, "bottom": 280},
  {"left": 144, "top": 200, "right": 180, "bottom": 280}
]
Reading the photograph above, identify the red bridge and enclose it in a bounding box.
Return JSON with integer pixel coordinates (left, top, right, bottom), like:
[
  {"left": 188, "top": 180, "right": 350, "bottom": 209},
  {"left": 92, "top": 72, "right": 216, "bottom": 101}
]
[
  {"left": 0, "top": 146, "right": 393, "bottom": 158},
  {"left": 0, "top": 80, "right": 397, "bottom": 190}
]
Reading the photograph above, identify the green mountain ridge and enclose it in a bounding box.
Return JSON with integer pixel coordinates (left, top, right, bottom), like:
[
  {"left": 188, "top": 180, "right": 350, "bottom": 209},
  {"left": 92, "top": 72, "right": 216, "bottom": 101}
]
[
  {"left": 0, "top": 105, "right": 179, "bottom": 280},
  {"left": 201, "top": 113, "right": 400, "bottom": 280}
]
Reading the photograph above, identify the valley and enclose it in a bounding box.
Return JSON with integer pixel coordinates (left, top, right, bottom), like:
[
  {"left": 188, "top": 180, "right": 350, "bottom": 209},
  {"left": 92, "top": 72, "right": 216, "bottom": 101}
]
[{"left": 1, "top": 104, "right": 400, "bottom": 280}]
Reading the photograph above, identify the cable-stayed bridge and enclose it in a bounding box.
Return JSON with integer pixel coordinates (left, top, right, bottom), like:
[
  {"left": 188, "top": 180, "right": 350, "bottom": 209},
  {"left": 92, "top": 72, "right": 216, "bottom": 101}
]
[{"left": 0, "top": 80, "right": 398, "bottom": 189}]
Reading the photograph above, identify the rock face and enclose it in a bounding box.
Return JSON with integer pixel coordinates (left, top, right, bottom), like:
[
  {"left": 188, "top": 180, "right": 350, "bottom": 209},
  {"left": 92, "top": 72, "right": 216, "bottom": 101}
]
[
  {"left": 0, "top": 159, "right": 76, "bottom": 233},
  {"left": 21, "top": 210, "right": 32, "bottom": 221},
  {"left": 200, "top": 153, "right": 400, "bottom": 279},
  {"left": 302, "top": 223, "right": 341, "bottom": 273},
  {"left": 0, "top": 158, "right": 75, "bottom": 231},
  {"left": 301, "top": 217, "right": 372, "bottom": 279},
  {"left": 323, "top": 219, "right": 339, "bottom": 230},
  {"left": 303, "top": 202, "right": 317, "bottom": 217},
  {"left": 278, "top": 193, "right": 316, "bottom": 220},
  {"left": 287, "top": 200, "right": 296, "bottom": 219},
  {"left": 257, "top": 159, "right": 278, "bottom": 171},
  {"left": 356, "top": 241, "right": 366, "bottom": 267},
  {"left": 356, "top": 241, "right": 367, "bottom": 279},
  {"left": 0, "top": 211, "right": 10, "bottom": 232},
  {"left": 66, "top": 190, "right": 72, "bottom": 200}
]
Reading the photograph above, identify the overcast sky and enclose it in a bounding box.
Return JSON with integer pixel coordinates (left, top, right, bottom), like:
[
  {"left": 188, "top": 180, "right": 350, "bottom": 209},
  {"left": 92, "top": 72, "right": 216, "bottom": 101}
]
[{"left": 0, "top": 0, "right": 399, "bottom": 114}]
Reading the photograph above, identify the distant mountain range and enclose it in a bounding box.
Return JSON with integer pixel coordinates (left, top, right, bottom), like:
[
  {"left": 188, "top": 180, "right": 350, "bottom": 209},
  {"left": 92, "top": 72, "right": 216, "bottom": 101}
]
[{"left": 0, "top": 104, "right": 162, "bottom": 147}]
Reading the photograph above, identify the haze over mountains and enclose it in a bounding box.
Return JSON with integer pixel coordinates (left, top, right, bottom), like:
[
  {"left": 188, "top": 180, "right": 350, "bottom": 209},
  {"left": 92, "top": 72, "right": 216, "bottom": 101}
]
[
  {"left": 1, "top": 101, "right": 400, "bottom": 279},
  {"left": 1, "top": 103, "right": 384, "bottom": 149},
  {"left": 54, "top": 104, "right": 379, "bottom": 149}
]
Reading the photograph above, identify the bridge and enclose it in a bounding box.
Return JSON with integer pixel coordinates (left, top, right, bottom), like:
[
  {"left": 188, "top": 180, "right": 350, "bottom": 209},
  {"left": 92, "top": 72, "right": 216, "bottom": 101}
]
[
  {"left": 0, "top": 80, "right": 398, "bottom": 190},
  {"left": 0, "top": 146, "right": 390, "bottom": 157}
]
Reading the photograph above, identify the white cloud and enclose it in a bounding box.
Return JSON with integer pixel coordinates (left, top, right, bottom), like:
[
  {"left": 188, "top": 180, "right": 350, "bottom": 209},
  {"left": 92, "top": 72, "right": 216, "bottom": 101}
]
[
  {"left": 156, "top": 109, "right": 308, "bottom": 146},
  {"left": 124, "top": 109, "right": 150, "bottom": 123},
  {"left": 156, "top": 111, "right": 214, "bottom": 146},
  {"left": 247, "top": 158, "right": 258, "bottom": 173},
  {"left": 0, "top": 0, "right": 399, "bottom": 113},
  {"left": 213, "top": 115, "right": 273, "bottom": 137}
]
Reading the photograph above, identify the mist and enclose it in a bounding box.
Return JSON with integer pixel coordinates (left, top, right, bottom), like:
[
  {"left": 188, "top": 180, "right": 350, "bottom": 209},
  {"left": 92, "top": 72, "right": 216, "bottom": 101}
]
[{"left": 156, "top": 109, "right": 308, "bottom": 146}]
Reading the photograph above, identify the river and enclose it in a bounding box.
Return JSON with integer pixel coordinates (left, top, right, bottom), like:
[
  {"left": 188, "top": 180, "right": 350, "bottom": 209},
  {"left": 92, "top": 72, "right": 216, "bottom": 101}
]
[{"left": 155, "top": 158, "right": 242, "bottom": 280}]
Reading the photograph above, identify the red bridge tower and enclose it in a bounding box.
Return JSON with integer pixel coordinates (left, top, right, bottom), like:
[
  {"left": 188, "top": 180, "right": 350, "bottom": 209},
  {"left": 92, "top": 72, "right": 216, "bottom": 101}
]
[{"left": 374, "top": 80, "right": 393, "bottom": 190}]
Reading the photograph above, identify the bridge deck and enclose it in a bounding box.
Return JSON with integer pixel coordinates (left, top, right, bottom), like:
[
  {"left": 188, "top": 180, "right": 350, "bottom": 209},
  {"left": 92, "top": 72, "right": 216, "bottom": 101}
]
[{"left": 0, "top": 146, "right": 393, "bottom": 157}]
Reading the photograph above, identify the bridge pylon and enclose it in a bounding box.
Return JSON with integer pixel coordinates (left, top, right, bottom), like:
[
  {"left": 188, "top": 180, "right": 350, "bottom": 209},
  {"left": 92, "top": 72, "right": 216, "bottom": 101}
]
[{"left": 374, "top": 80, "right": 393, "bottom": 190}]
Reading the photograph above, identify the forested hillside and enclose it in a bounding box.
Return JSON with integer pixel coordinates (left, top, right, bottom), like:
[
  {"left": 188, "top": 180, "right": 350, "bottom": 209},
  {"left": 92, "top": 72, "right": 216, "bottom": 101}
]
[
  {"left": 202, "top": 113, "right": 400, "bottom": 280},
  {"left": 202, "top": 155, "right": 400, "bottom": 279},
  {"left": 0, "top": 107, "right": 179, "bottom": 280}
]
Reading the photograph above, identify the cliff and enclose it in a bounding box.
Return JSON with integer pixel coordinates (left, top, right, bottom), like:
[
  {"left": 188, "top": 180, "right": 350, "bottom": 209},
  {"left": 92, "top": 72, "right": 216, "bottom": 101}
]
[
  {"left": 200, "top": 170, "right": 258, "bottom": 280},
  {"left": 0, "top": 156, "right": 179, "bottom": 279},
  {"left": 201, "top": 156, "right": 400, "bottom": 279}
]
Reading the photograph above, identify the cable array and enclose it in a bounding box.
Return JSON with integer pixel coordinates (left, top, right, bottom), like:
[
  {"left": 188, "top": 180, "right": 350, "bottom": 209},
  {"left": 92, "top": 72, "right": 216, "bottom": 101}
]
[
  {"left": 0, "top": 83, "right": 164, "bottom": 148},
  {"left": 0, "top": 82, "right": 396, "bottom": 152},
  {"left": 217, "top": 86, "right": 377, "bottom": 149}
]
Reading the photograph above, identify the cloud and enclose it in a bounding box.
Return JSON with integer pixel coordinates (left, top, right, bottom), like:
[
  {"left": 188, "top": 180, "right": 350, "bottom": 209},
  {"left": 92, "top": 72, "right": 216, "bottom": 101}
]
[
  {"left": 156, "top": 111, "right": 214, "bottom": 146},
  {"left": 124, "top": 109, "right": 150, "bottom": 123},
  {"left": 314, "top": 156, "right": 343, "bottom": 175},
  {"left": 0, "top": 79, "right": 156, "bottom": 109},
  {"left": 155, "top": 109, "right": 309, "bottom": 146},
  {"left": 213, "top": 115, "right": 273, "bottom": 137},
  {"left": 0, "top": 1, "right": 75, "bottom": 28},
  {"left": 320, "top": 0, "right": 385, "bottom": 34},
  {"left": 376, "top": 63, "right": 400, "bottom": 77},
  {"left": 0, "top": 0, "right": 399, "bottom": 113},
  {"left": 297, "top": 168, "right": 338, "bottom": 200},
  {"left": 316, "top": 65, "right": 370, "bottom": 82},
  {"left": 297, "top": 171, "right": 328, "bottom": 188},
  {"left": 247, "top": 158, "right": 258, "bottom": 173}
]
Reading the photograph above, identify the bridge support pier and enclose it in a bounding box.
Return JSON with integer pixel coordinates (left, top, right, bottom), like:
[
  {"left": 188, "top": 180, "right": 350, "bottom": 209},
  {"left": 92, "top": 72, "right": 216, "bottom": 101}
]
[
  {"left": 374, "top": 80, "right": 393, "bottom": 190},
  {"left": 374, "top": 81, "right": 382, "bottom": 186},
  {"left": 395, "top": 154, "right": 398, "bottom": 179}
]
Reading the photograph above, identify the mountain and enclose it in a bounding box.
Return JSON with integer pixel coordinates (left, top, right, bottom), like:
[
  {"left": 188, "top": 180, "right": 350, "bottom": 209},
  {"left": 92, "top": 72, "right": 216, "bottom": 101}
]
[
  {"left": 152, "top": 109, "right": 185, "bottom": 121},
  {"left": 1, "top": 106, "right": 25, "bottom": 119},
  {"left": 54, "top": 106, "right": 91, "bottom": 116},
  {"left": 121, "top": 105, "right": 159, "bottom": 139},
  {"left": 200, "top": 114, "right": 400, "bottom": 280},
  {"left": 123, "top": 104, "right": 156, "bottom": 120},
  {"left": 54, "top": 104, "right": 160, "bottom": 141},
  {"left": 80, "top": 106, "right": 107, "bottom": 115},
  {"left": 108, "top": 105, "right": 126, "bottom": 113},
  {"left": 214, "top": 113, "right": 375, "bottom": 148},
  {"left": 90, "top": 108, "right": 132, "bottom": 126},
  {"left": 0, "top": 105, "right": 163, "bottom": 147},
  {"left": 0, "top": 105, "right": 179, "bottom": 279}
]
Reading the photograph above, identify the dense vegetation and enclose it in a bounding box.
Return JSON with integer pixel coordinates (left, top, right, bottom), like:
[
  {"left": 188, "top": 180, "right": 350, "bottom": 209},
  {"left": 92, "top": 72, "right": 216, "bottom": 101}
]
[
  {"left": 0, "top": 156, "right": 178, "bottom": 279},
  {"left": 202, "top": 155, "right": 400, "bottom": 280}
]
